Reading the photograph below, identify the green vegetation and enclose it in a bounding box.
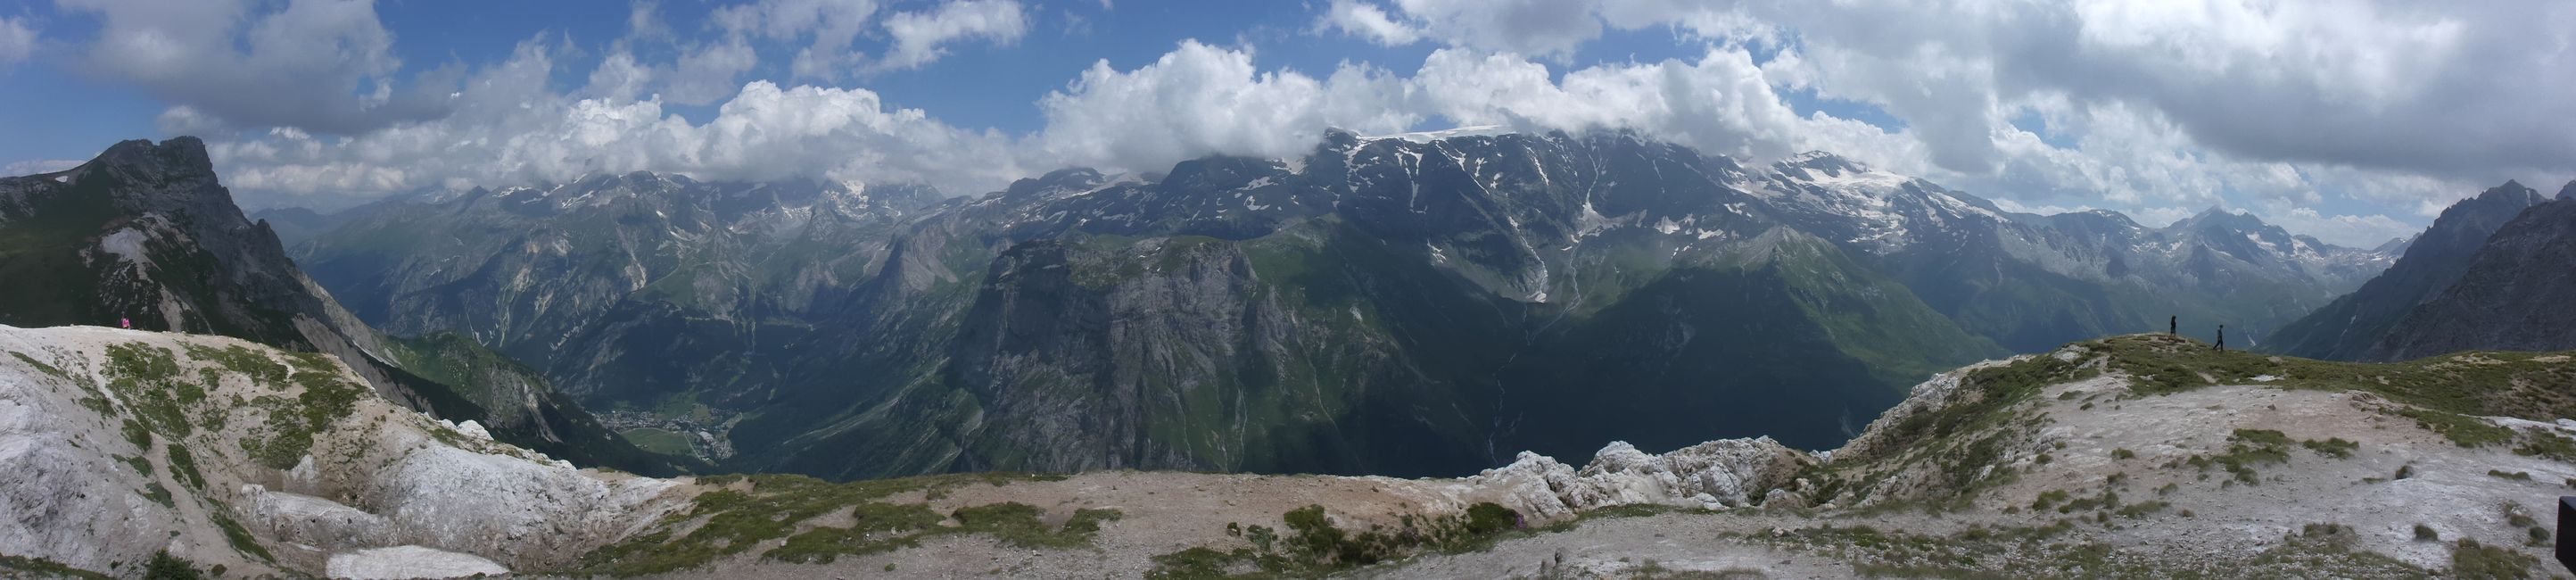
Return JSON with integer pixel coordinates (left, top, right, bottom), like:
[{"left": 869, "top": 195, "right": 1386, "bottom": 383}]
[
  {"left": 0, "top": 553, "right": 112, "bottom": 579},
  {"left": 2185, "top": 429, "right": 2294, "bottom": 485},
  {"left": 2448, "top": 538, "right": 2538, "bottom": 579},
  {"left": 120, "top": 418, "right": 152, "bottom": 449},
  {"left": 1146, "top": 502, "right": 1527, "bottom": 579},
  {"left": 211, "top": 508, "right": 275, "bottom": 562},
  {"left": 2090, "top": 335, "right": 2576, "bottom": 448},
  {"left": 140, "top": 482, "right": 174, "bottom": 509},
  {"left": 141, "top": 551, "right": 202, "bottom": 580},
  {"left": 2488, "top": 469, "right": 2533, "bottom": 481},
  {"left": 103, "top": 344, "right": 194, "bottom": 438},
  {"left": 164, "top": 444, "right": 203, "bottom": 490},
  {"left": 180, "top": 344, "right": 287, "bottom": 385},
  {"left": 2513, "top": 431, "right": 2576, "bottom": 461},
  {"left": 1763, "top": 519, "right": 2426, "bottom": 578},
  {"left": 2415, "top": 524, "right": 2439, "bottom": 542},
  {"left": 2114, "top": 501, "right": 2169, "bottom": 518},
  {"left": 2299, "top": 437, "right": 2359, "bottom": 459},
  {"left": 117, "top": 454, "right": 152, "bottom": 476},
  {"left": 240, "top": 352, "right": 369, "bottom": 469},
  {"left": 618, "top": 427, "right": 696, "bottom": 457},
  {"left": 565, "top": 472, "right": 1073, "bottom": 576}
]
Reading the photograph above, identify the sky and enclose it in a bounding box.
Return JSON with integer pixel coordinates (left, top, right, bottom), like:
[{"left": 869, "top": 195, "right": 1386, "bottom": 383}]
[{"left": 2, "top": 0, "right": 2572, "bottom": 246}]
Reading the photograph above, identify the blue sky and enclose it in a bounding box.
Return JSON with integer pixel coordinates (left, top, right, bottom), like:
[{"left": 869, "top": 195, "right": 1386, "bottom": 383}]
[{"left": 3, "top": 0, "right": 2572, "bottom": 245}]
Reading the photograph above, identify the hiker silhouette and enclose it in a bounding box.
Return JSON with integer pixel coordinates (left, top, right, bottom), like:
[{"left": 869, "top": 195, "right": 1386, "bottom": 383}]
[
  {"left": 2169, "top": 316, "right": 2176, "bottom": 336},
  {"left": 2217, "top": 325, "right": 2226, "bottom": 352}
]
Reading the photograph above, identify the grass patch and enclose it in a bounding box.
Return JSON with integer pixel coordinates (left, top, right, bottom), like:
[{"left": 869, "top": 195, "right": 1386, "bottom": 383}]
[
  {"left": 2449, "top": 538, "right": 2537, "bottom": 579},
  {"left": 165, "top": 444, "right": 204, "bottom": 490},
  {"left": 141, "top": 482, "right": 174, "bottom": 509},
  {"left": 2186, "top": 429, "right": 2294, "bottom": 485},
  {"left": 210, "top": 508, "right": 275, "bottom": 562},
  {"left": 0, "top": 553, "right": 111, "bottom": 579},
  {"left": 143, "top": 551, "right": 202, "bottom": 580},
  {"left": 1145, "top": 502, "right": 1528, "bottom": 578},
  {"left": 2486, "top": 469, "right": 2532, "bottom": 481},
  {"left": 564, "top": 472, "right": 1070, "bottom": 576},
  {"left": 2299, "top": 437, "right": 2359, "bottom": 459},
  {"left": 2114, "top": 501, "right": 2168, "bottom": 518},
  {"left": 240, "top": 352, "right": 370, "bottom": 469}
]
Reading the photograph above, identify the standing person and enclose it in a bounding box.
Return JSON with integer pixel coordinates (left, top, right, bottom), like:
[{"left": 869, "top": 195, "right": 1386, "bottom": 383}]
[
  {"left": 2217, "top": 325, "right": 2226, "bottom": 352},
  {"left": 2170, "top": 316, "right": 2177, "bottom": 336}
]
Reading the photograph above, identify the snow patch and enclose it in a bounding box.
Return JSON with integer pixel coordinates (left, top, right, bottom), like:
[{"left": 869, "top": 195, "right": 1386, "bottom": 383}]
[{"left": 1371, "top": 125, "right": 1512, "bottom": 144}]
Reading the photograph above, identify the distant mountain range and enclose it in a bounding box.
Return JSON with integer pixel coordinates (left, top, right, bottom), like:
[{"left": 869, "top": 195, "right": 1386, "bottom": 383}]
[
  {"left": 264, "top": 129, "right": 2394, "bottom": 480},
  {"left": 0, "top": 137, "right": 693, "bottom": 476}
]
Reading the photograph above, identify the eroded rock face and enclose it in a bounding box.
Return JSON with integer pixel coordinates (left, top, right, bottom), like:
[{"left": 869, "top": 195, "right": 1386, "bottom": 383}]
[
  {"left": 0, "top": 326, "right": 689, "bottom": 576},
  {"left": 1464, "top": 437, "right": 1815, "bottom": 519}
]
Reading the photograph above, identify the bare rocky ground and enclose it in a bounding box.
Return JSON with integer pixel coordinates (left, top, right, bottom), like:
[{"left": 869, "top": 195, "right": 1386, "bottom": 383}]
[{"left": 8, "top": 328, "right": 2576, "bottom": 579}]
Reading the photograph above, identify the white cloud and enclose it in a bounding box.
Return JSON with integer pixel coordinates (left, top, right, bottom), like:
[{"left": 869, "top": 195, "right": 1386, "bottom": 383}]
[
  {"left": 663, "top": 39, "right": 760, "bottom": 105},
  {"left": 876, "top": 0, "right": 1028, "bottom": 71},
  {"left": 62, "top": 0, "right": 2559, "bottom": 248},
  {"left": 582, "top": 51, "right": 656, "bottom": 102},
  {"left": 0, "top": 16, "right": 36, "bottom": 65},
  {"left": 1314, "top": 0, "right": 1421, "bottom": 46},
  {"left": 57, "top": 0, "right": 450, "bottom": 135},
  {"left": 1384, "top": 0, "right": 1601, "bottom": 58},
  {"left": 710, "top": 0, "right": 880, "bottom": 79},
  {"left": 1034, "top": 41, "right": 1412, "bottom": 174},
  {"left": 207, "top": 39, "right": 1028, "bottom": 199},
  {"left": 2253, "top": 203, "right": 2418, "bottom": 247}
]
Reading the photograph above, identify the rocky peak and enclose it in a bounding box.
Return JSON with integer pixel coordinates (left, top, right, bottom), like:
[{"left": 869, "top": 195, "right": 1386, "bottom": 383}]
[
  {"left": 2470, "top": 179, "right": 2543, "bottom": 205},
  {"left": 2556, "top": 179, "right": 2575, "bottom": 202},
  {"left": 1772, "top": 151, "right": 1869, "bottom": 178},
  {"left": 1002, "top": 167, "right": 1110, "bottom": 199}
]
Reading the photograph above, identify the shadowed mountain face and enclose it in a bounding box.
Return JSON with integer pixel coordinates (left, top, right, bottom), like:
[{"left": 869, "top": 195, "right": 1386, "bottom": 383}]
[
  {"left": 2366, "top": 187, "right": 2576, "bottom": 360},
  {"left": 289, "top": 130, "right": 2392, "bottom": 480},
  {"left": 0, "top": 137, "right": 692, "bottom": 476},
  {"left": 2266, "top": 182, "right": 2551, "bottom": 360}
]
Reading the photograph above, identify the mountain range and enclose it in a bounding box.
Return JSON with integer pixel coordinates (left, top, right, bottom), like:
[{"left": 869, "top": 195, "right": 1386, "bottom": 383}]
[
  {"left": 271, "top": 129, "right": 2394, "bottom": 480},
  {"left": 2269, "top": 180, "right": 2576, "bottom": 361}
]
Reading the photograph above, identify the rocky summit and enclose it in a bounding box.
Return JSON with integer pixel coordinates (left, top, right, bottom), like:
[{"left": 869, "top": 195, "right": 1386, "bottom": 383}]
[{"left": 8, "top": 325, "right": 2575, "bottom": 578}]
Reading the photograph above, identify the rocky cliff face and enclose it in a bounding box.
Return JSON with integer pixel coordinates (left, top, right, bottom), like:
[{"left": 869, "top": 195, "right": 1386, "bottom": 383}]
[
  {"left": 2267, "top": 181, "right": 2551, "bottom": 360},
  {"left": 2370, "top": 192, "right": 2576, "bottom": 360},
  {"left": 0, "top": 138, "right": 687, "bottom": 476}
]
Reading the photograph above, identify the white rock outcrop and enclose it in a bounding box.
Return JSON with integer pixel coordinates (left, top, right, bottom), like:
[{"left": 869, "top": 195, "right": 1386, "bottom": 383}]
[
  {"left": 1462, "top": 437, "right": 1812, "bottom": 519},
  {"left": 0, "top": 326, "right": 689, "bottom": 576},
  {"left": 326, "top": 545, "right": 509, "bottom": 579}
]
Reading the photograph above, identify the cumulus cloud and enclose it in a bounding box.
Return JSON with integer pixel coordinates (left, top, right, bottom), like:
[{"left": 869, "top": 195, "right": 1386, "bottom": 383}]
[
  {"left": 663, "top": 39, "right": 760, "bottom": 105},
  {"left": 58, "top": 0, "right": 2564, "bottom": 247},
  {"left": 207, "top": 40, "right": 1028, "bottom": 198},
  {"left": 1381, "top": 0, "right": 1601, "bottom": 58},
  {"left": 1314, "top": 0, "right": 1420, "bottom": 46},
  {"left": 56, "top": 0, "right": 450, "bottom": 135},
  {"left": 0, "top": 16, "right": 35, "bottom": 65},
  {"left": 711, "top": 0, "right": 880, "bottom": 79},
  {"left": 1034, "top": 41, "right": 1412, "bottom": 174},
  {"left": 875, "top": 0, "right": 1028, "bottom": 71}
]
